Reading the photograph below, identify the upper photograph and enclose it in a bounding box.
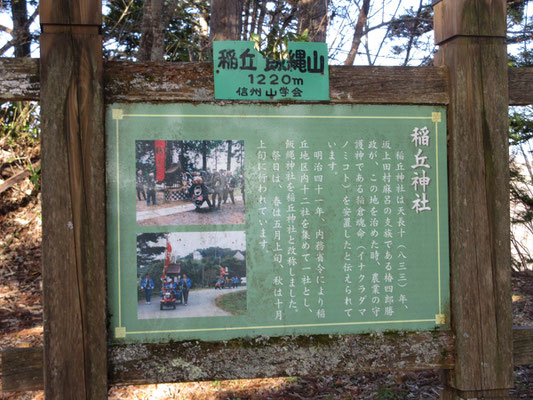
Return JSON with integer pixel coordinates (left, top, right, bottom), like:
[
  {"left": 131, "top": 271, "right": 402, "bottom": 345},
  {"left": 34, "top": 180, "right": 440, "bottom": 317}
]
[{"left": 136, "top": 140, "right": 245, "bottom": 226}]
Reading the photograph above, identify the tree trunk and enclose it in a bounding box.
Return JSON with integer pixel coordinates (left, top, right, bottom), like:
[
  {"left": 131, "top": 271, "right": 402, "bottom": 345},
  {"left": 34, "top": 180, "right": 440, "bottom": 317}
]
[
  {"left": 242, "top": 0, "right": 250, "bottom": 40},
  {"left": 11, "top": 0, "right": 31, "bottom": 57},
  {"left": 202, "top": 141, "right": 207, "bottom": 171},
  {"left": 226, "top": 140, "right": 233, "bottom": 171},
  {"left": 250, "top": 0, "right": 259, "bottom": 35},
  {"left": 210, "top": 0, "right": 244, "bottom": 42},
  {"left": 138, "top": 0, "right": 155, "bottom": 61},
  {"left": 138, "top": 0, "right": 179, "bottom": 61},
  {"left": 297, "top": 0, "right": 328, "bottom": 42},
  {"left": 344, "top": 0, "right": 370, "bottom": 65},
  {"left": 179, "top": 141, "right": 187, "bottom": 172},
  {"left": 256, "top": 0, "right": 267, "bottom": 35}
]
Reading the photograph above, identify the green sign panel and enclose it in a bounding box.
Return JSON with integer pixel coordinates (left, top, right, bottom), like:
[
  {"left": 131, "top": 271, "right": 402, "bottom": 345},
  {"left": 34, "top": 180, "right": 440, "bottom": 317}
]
[
  {"left": 213, "top": 41, "right": 329, "bottom": 101},
  {"left": 106, "top": 103, "right": 450, "bottom": 343}
]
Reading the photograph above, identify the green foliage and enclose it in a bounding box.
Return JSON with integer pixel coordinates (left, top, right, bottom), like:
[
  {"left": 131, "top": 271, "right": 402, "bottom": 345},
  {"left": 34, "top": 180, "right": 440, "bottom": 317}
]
[
  {"left": 103, "top": 0, "right": 209, "bottom": 61},
  {"left": 510, "top": 108, "right": 533, "bottom": 145},
  {"left": 250, "top": 29, "right": 309, "bottom": 60},
  {"left": 509, "top": 49, "right": 533, "bottom": 67},
  {"left": 135, "top": 140, "right": 155, "bottom": 177},
  {"left": 387, "top": 6, "right": 433, "bottom": 39},
  {"left": 137, "top": 243, "right": 246, "bottom": 289},
  {"left": 0, "top": 102, "right": 40, "bottom": 153},
  {"left": 215, "top": 290, "right": 247, "bottom": 315},
  {"left": 509, "top": 106, "right": 533, "bottom": 270},
  {"left": 136, "top": 140, "right": 244, "bottom": 180},
  {"left": 0, "top": 102, "right": 41, "bottom": 192},
  {"left": 180, "top": 248, "right": 247, "bottom": 288},
  {"left": 508, "top": 0, "right": 527, "bottom": 24},
  {"left": 374, "top": 386, "right": 406, "bottom": 400},
  {"left": 28, "top": 162, "right": 40, "bottom": 193},
  {"left": 137, "top": 233, "right": 166, "bottom": 269},
  {"left": 506, "top": 0, "right": 533, "bottom": 46}
]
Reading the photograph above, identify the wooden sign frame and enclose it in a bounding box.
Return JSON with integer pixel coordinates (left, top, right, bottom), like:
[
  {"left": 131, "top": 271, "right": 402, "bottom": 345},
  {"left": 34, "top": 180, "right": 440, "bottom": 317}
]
[{"left": 2, "top": 0, "right": 533, "bottom": 398}]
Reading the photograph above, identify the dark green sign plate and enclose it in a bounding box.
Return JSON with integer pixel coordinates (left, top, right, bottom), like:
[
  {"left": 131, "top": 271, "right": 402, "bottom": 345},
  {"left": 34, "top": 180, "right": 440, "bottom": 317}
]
[
  {"left": 106, "top": 103, "right": 449, "bottom": 343},
  {"left": 213, "top": 41, "right": 329, "bottom": 101}
]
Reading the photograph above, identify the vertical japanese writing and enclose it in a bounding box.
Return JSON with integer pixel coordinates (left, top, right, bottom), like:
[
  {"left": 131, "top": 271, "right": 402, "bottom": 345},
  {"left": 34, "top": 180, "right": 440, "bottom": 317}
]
[
  {"left": 410, "top": 127, "right": 432, "bottom": 213},
  {"left": 251, "top": 113, "right": 443, "bottom": 328}
]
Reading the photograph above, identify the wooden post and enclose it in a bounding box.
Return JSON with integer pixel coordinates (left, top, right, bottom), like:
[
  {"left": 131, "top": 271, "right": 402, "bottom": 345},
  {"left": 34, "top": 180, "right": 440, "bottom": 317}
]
[
  {"left": 434, "top": 0, "right": 513, "bottom": 398},
  {"left": 40, "top": 0, "right": 107, "bottom": 398}
]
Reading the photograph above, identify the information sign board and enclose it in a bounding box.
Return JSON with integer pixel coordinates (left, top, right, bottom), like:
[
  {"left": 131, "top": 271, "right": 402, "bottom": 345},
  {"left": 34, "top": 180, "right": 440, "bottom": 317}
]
[
  {"left": 107, "top": 104, "right": 449, "bottom": 343},
  {"left": 213, "top": 41, "right": 329, "bottom": 101}
]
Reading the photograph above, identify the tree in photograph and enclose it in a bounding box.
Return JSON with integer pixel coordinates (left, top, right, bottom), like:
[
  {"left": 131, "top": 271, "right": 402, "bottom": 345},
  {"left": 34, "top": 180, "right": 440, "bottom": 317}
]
[
  {"left": 136, "top": 140, "right": 155, "bottom": 176},
  {"left": 137, "top": 233, "right": 167, "bottom": 291},
  {"left": 137, "top": 233, "right": 166, "bottom": 267},
  {"left": 226, "top": 140, "right": 233, "bottom": 171}
]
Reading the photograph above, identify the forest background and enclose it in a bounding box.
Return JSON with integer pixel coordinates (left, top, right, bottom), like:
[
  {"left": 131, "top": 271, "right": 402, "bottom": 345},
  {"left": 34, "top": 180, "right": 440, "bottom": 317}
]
[{"left": 0, "top": 0, "right": 532, "bottom": 398}]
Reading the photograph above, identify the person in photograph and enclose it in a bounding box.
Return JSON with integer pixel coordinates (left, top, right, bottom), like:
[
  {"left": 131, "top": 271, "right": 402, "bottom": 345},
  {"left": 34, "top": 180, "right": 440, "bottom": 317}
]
[
  {"left": 211, "top": 170, "right": 224, "bottom": 209},
  {"left": 140, "top": 274, "right": 155, "bottom": 304},
  {"left": 161, "top": 277, "right": 176, "bottom": 297},
  {"left": 180, "top": 274, "right": 192, "bottom": 305},
  {"left": 239, "top": 174, "right": 245, "bottom": 204},
  {"left": 136, "top": 170, "right": 146, "bottom": 201},
  {"left": 226, "top": 171, "right": 236, "bottom": 205},
  {"left": 221, "top": 170, "right": 229, "bottom": 204},
  {"left": 146, "top": 172, "right": 157, "bottom": 206}
]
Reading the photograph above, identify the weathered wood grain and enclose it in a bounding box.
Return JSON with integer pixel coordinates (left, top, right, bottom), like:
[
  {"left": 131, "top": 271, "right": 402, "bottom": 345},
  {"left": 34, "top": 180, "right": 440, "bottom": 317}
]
[
  {"left": 104, "top": 62, "right": 452, "bottom": 104},
  {"left": 1, "top": 332, "right": 454, "bottom": 392},
  {"left": 109, "top": 332, "right": 455, "bottom": 385},
  {"left": 509, "top": 67, "right": 533, "bottom": 106},
  {"left": 39, "top": 0, "right": 101, "bottom": 26},
  {"left": 3, "top": 327, "right": 533, "bottom": 392},
  {"left": 434, "top": 0, "right": 513, "bottom": 396},
  {"left": 2, "top": 58, "right": 533, "bottom": 105},
  {"left": 329, "top": 65, "right": 449, "bottom": 104},
  {"left": 40, "top": 1, "right": 107, "bottom": 398},
  {"left": 1, "top": 347, "right": 44, "bottom": 392},
  {"left": 104, "top": 62, "right": 451, "bottom": 104},
  {"left": 0, "top": 57, "right": 40, "bottom": 101},
  {"left": 513, "top": 326, "right": 533, "bottom": 366},
  {"left": 433, "top": 0, "right": 506, "bottom": 44}
]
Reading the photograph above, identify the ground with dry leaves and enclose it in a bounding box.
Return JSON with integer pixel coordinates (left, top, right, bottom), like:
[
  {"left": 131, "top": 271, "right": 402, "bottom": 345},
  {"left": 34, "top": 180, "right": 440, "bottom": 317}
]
[{"left": 1, "top": 166, "right": 532, "bottom": 399}]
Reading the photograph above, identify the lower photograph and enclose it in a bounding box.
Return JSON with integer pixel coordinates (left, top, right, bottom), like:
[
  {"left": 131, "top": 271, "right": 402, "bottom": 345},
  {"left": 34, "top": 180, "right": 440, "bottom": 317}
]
[{"left": 136, "top": 231, "right": 247, "bottom": 320}]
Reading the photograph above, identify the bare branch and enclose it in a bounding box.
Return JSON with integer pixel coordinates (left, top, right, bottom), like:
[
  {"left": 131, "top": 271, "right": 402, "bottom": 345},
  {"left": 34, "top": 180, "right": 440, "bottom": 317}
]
[
  {"left": 0, "top": 24, "right": 12, "bottom": 34},
  {"left": 344, "top": 0, "right": 370, "bottom": 65},
  {"left": 0, "top": 38, "right": 14, "bottom": 56}
]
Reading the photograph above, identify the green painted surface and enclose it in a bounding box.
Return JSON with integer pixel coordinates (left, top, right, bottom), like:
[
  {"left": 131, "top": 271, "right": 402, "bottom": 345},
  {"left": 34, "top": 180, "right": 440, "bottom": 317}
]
[
  {"left": 213, "top": 41, "right": 329, "bottom": 101},
  {"left": 106, "top": 103, "right": 450, "bottom": 343}
]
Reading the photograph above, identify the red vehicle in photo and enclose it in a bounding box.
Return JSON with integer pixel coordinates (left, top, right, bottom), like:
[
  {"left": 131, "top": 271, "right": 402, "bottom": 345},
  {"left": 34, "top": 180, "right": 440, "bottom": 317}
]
[{"left": 160, "top": 287, "right": 177, "bottom": 310}]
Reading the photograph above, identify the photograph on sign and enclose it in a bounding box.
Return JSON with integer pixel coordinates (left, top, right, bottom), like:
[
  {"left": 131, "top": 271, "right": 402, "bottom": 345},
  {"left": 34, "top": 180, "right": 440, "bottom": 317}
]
[
  {"left": 107, "top": 103, "right": 450, "bottom": 342},
  {"left": 136, "top": 140, "right": 245, "bottom": 226},
  {"left": 137, "top": 231, "right": 247, "bottom": 320}
]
